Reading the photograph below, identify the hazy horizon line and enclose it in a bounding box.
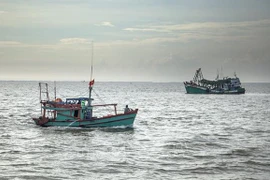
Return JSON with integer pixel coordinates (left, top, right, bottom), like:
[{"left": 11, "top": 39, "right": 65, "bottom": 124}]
[{"left": 0, "top": 79, "right": 269, "bottom": 84}]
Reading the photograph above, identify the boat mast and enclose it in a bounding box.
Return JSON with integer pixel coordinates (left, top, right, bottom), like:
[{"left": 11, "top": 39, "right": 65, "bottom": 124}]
[
  {"left": 221, "top": 66, "right": 223, "bottom": 79},
  {"left": 90, "top": 41, "right": 94, "bottom": 82},
  {"left": 54, "top": 81, "right": 56, "bottom": 100},
  {"left": 193, "top": 68, "right": 203, "bottom": 84},
  {"left": 88, "top": 41, "right": 94, "bottom": 107}
]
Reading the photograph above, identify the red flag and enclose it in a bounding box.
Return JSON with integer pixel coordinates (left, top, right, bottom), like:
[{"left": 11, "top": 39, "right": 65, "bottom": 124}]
[{"left": 89, "top": 79, "right": 95, "bottom": 87}]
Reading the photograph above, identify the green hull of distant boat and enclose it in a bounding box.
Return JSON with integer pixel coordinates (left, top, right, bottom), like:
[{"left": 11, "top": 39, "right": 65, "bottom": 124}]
[
  {"left": 185, "top": 84, "right": 245, "bottom": 94},
  {"left": 185, "top": 85, "right": 208, "bottom": 94}
]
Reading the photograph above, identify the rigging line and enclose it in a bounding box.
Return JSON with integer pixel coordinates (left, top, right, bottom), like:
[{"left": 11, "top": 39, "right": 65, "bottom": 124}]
[
  {"left": 92, "top": 89, "right": 112, "bottom": 112},
  {"left": 92, "top": 89, "right": 108, "bottom": 105}
]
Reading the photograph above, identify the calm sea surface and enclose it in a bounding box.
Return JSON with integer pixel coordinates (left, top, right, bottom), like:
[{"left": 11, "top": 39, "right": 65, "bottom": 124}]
[{"left": 0, "top": 81, "right": 269, "bottom": 180}]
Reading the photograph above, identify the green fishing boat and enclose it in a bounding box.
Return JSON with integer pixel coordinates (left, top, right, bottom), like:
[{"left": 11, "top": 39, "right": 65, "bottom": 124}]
[{"left": 184, "top": 68, "right": 245, "bottom": 94}]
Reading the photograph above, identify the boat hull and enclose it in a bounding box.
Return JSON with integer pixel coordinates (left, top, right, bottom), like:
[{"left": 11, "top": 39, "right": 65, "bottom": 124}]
[
  {"left": 184, "top": 85, "right": 245, "bottom": 94},
  {"left": 185, "top": 85, "right": 208, "bottom": 94},
  {"left": 33, "top": 109, "right": 138, "bottom": 128}
]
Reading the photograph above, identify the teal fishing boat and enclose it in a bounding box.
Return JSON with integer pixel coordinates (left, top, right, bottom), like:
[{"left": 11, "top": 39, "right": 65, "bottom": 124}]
[
  {"left": 33, "top": 82, "right": 138, "bottom": 128},
  {"left": 33, "top": 43, "right": 138, "bottom": 128},
  {"left": 184, "top": 68, "right": 245, "bottom": 94}
]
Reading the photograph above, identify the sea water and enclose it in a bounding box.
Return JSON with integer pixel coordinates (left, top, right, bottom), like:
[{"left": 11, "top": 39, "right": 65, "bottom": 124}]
[{"left": 0, "top": 81, "right": 269, "bottom": 180}]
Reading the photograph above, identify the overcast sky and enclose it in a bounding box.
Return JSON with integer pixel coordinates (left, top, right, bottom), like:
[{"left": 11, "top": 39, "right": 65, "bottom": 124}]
[{"left": 1, "top": 0, "right": 270, "bottom": 82}]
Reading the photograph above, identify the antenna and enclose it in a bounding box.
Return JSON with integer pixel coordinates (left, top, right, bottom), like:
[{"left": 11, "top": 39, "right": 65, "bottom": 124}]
[
  {"left": 221, "top": 66, "right": 223, "bottom": 79},
  {"left": 90, "top": 41, "right": 94, "bottom": 81},
  {"left": 216, "top": 69, "right": 219, "bottom": 80}
]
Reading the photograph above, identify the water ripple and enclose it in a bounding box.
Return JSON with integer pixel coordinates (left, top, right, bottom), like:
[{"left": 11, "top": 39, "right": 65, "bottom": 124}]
[{"left": 0, "top": 81, "right": 269, "bottom": 179}]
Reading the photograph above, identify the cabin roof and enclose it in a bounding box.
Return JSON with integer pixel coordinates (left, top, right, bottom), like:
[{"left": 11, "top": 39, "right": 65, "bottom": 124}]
[{"left": 66, "top": 97, "right": 91, "bottom": 101}]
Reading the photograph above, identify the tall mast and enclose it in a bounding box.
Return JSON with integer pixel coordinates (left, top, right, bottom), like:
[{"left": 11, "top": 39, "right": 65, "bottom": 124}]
[
  {"left": 90, "top": 41, "right": 94, "bottom": 81},
  {"left": 54, "top": 81, "right": 56, "bottom": 100},
  {"left": 88, "top": 41, "right": 94, "bottom": 107}
]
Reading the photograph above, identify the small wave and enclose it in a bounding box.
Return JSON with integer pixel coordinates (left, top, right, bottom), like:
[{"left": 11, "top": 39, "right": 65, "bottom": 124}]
[
  {"left": 99, "top": 126, "right": 135, "bottom": 132},
  {"left": 1, "top": 134, "right": 12, "bottom": 138},
  {"left": 5, "top": 175, "right": 68, "bottom": 180},
  {"left": 205, "top": 142, "right": 228, "bottom": 148},
  {"left": 182, "top": 166, "right": 220, "bottom": 175},
  {"left": 231, "top": 148, "right": 253, "bottom": 156},
  {"left": 6, "top": 162, "right": 35, "bottom": 167},
  {"left": 1, "top": 150, "right": 21, "bottom": 154},
  {"left": 244, "top": 159, "right": 270, "bottom": 167},
  {"left": 193, "top": 154, "right": 216, "bottom": 159},
  {"left": 221, "top": 147, "right": 255, "bottom": 157}
]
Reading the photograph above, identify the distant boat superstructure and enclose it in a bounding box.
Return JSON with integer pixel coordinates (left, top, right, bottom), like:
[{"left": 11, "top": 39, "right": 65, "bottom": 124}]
[{"left": 184, "top": 68, "right": 245, "bottom": 94}]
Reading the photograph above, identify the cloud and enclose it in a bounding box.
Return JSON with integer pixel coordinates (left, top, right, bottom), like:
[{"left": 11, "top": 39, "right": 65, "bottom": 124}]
[
  {"left": 0, "top": 10, "right": 7, "bottom": 14},
  {"left": 158, "top": 19, "right": 270, "bottom": 32},
  {"left": 123, "top": 19, "right": 270, "bottom": 33},
  {"left": 95, "top": 21, "right": 115, "bottom": 27},
  {"left": 122, "top": 19, "right": 270, "bottom": 43},
  {"left": 123, "top": 28, "right": 168, "bottom": 32},
  {"left": 0, "top": 41, "right": 22, "bottom": 46},
  {"left": 59, "top": 38, "right": 91, "bottom": 45}
]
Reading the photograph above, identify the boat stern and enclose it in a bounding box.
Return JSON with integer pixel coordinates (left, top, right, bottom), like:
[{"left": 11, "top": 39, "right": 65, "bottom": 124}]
[{"left": 32, "top": 117, "right": 49, "bottom": 126}]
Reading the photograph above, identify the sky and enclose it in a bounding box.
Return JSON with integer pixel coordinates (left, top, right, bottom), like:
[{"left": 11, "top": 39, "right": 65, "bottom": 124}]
[{"left": 1, "top": 0, "right": 270, "bottom": 82}]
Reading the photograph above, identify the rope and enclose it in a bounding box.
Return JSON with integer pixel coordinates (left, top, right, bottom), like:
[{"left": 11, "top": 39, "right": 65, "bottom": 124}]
[{"left": 92, "top": 89, "right": 112, "bottom": 113}]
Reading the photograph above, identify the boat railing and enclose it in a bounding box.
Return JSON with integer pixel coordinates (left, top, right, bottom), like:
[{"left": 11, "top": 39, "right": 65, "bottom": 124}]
[
  {"left": 92, "top": 103, "right": 118, "bottom": 115},
  {"left": 92, "top": 103, "right": 117, "bottom": 107}
]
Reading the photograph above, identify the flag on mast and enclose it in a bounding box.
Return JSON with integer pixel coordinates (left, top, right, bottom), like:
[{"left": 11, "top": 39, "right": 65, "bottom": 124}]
[{"left": 89, "top": 79, "right": 95, "bottom": 87}]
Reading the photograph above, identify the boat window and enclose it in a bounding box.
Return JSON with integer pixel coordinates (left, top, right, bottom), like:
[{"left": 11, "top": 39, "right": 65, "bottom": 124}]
[{"left": 74, "top": 110, "right": 79, "bottom": 117}]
